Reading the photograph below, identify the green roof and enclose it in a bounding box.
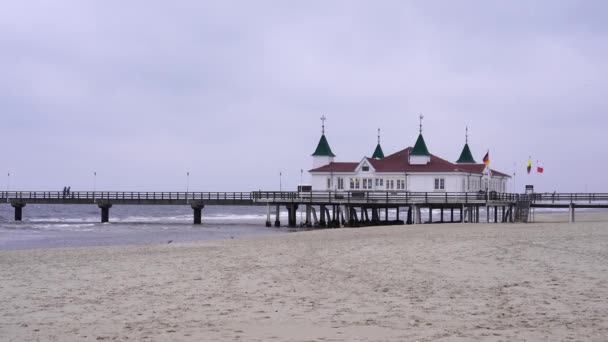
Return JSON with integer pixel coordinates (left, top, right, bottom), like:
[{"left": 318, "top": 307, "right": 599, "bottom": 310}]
[
  {"left": 312, "top": 134, "right": 336, "bottom": 157},
  {"left": 372, "top": 143, "right": 384, "bottom": 159},
  {"left": 456, "top": 143, "right": 476, "bottom": 163},
  {"left": 410, "top": 134, "right": 430, "bottom": 156}
]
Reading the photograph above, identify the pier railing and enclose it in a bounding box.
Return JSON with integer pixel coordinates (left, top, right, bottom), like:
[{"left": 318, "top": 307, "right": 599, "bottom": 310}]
[
  {"left": 527, "top": 192, "right": 608, "bottom": 204},
  {"left": 2, "top": 191, "right": 607, "bottom": 205},
  {"left": 0, "top": 191, "right": 261, "bottom": 202}
]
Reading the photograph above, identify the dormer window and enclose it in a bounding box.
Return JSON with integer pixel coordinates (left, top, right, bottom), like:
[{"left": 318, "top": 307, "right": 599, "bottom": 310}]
[{"left": 362, "top": 165, "right": 370, "bottom": 172}]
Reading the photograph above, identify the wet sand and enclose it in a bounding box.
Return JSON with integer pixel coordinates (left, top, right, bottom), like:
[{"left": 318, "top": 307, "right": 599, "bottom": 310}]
[{"left": 1, "top": 213, "right": 608, "bottom": 341}]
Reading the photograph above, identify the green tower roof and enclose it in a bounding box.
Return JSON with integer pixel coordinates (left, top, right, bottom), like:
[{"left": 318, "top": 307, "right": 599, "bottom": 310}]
[
  {"left": 372, "top": 143, "right": 385, "bottom": 159},
  {"left": 312, "top": 134, "right": 336, "bottom": 157},
  {"left": 410, "top": 134, "right": 430, "bottom": 156},
  {"left": 456, "top": 143, "right": 476, "bottom": 163}
]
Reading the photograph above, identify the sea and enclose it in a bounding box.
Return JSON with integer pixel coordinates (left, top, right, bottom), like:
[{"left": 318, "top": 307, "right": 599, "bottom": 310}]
[
  {"left": 0, "top": 204, "right": 284, "bottom": 251},
  {"left": 0, "top": 203, "right": 592, "bottom": 251}
]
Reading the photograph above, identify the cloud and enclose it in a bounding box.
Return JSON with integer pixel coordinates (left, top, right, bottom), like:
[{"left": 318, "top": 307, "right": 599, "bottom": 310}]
[{"left": 1, "top": 0, "right": 606, "bottom": 192}]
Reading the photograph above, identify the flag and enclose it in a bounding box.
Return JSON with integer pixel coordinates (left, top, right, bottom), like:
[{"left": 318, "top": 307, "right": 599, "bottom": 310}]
[
  {"left": 527, "top": 158, "right": 532, "bottom": 174},
  {"left": 483, "top": 151, "right": 490, "bottom": 166},
  {"left": 537, "top": 161, "right": 544, "bottom": 173}
]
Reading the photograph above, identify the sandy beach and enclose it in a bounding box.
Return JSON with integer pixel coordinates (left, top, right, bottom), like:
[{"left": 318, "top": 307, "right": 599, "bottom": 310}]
[{"left": 2, "top": 213, "right": 608, "bottom": 341}]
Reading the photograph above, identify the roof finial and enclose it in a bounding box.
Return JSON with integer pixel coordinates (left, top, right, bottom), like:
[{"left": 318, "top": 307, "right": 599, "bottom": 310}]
[
  {"left": 377, "top": 128, "right": 381, "bottom": 144},
  {"left": 465, "top": 126, "right": 469, "bottom": 144},
  {"left": 419, "top": 114, "right": 424, "bottom": 134},
  {"left": 321, "top": 115, "right": 326, "bottom": 135}
]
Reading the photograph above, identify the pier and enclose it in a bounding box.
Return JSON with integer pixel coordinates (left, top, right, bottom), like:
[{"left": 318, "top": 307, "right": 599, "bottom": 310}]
[{"left": 2, "top": 191, "right": 607, "bottom": 226}]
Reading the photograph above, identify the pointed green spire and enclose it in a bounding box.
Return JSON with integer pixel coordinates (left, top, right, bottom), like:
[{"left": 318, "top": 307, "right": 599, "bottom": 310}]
[
  {"left": 457, "top": 126, "right": 475, "bottom": 163},
  {"left": 457, "top": 143, "right": 476, "bottom": 163},
  {"left": 372, "top": 144, "right": 384, "bottom": 159},
  {"left": 410, "top": 134, "right": 430, "bottom": 156},
  {"left": 312, "top": 134, "right": 336, "bottom": 157},
  {"left": 312, "top": 116, "right": 336, "bottom": 157},
  {"left": 372, "top": 128, "right": 384, "bottom": 159}
]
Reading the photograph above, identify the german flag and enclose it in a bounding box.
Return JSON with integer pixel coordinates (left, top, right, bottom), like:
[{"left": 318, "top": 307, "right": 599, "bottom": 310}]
[{"left": 483, "top": 151, "right": 490, "bottom": 166}]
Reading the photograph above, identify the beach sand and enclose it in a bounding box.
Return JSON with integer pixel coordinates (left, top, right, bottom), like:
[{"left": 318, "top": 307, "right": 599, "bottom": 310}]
[{"left": 2, "top": 213, "right": 608, "bottom": 341}]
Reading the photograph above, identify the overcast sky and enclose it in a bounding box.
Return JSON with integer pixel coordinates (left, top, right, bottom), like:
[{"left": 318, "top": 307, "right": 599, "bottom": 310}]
[{"left": 1, "top": 1, "right": 606, "bottom": 192}]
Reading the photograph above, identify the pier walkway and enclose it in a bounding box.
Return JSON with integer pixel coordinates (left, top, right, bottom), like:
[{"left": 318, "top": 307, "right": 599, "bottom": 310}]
[{"left": 1, "top": 191, "right": 607, "bottom": 226}]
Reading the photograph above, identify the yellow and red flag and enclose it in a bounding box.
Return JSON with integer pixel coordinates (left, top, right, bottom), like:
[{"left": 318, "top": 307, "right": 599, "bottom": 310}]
[{"left": 527, "top": 158, "right": 532, "bottom": 174}]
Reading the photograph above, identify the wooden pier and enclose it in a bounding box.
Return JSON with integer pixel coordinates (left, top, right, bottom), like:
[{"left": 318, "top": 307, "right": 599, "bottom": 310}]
[{"left": 1, "top": 191, "right": 607, "bottom": 226}]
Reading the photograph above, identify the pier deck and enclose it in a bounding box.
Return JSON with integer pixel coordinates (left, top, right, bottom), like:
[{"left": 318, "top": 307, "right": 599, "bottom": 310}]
[{"left": 1, "top": 191, "right": 607, "bottom": 226}]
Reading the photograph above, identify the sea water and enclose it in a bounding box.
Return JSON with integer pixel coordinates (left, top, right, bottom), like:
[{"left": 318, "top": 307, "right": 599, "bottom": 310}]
[
  {"left": 0, "top": 203, "right": 592, "bottom": 251},
  {"left": 0, "top": 204, "right": 285, "bottom": 251}
]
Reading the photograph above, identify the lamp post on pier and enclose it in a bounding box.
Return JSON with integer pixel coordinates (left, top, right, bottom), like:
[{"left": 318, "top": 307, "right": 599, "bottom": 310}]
[
  {"left": 186, "top": 172, "right": 190, "bottom": 200},
  {"left": 93, "top": 171, "right": 97, "bottom": 201},
  {"left": 279, "top": 172, "right": 282, "bottom": 193},
  {"left": 5, "top": 172, "right": 9, "bottom": 202}
]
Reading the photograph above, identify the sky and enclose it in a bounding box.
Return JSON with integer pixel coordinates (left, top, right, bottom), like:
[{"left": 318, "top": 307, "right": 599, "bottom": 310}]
[{"left": 1, "top": 1, "right": 607, "bottom": 193}]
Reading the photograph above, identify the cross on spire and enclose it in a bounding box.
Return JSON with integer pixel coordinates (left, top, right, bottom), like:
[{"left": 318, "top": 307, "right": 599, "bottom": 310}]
[
  {"left": 321, "top": 115, "right": 326, "bottom": 134},
  {"left": 419, "top": 114, "right": 424, "bottom": 134},
  {"left": 377, "top": 128, "right": 381, "bottom": 144},
  {"left": 466, "top": 126, "right": 469, "bottom": 144}
]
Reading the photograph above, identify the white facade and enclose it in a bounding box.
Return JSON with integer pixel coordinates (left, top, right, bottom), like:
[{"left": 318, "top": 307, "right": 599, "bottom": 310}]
[
  {"left": 310, "top": 150, "right": 509, "bottom": 193},
  {"left": 311, "top": 171, "right": 508, "bottom": 193},
  {"left": 313, "top": 155, "right": 335, "bottom": 169}
]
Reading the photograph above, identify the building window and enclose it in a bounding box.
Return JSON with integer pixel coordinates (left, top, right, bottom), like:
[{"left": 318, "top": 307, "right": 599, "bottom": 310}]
[
  {"left": 386, "top": 180, "right": 394, "bottom": 190},
  {"left": 434, "top": 178, "right": 445, "bottom": 190},
  {"left": 350, "top": 178, "right": 354, "bottom": 189},
  {"left": 375, "top": 178, "right": 380, "bottom": 187},
  {"left": 355, "top": 178, "right": 360, "bottom": 189},
  {"left": 337, "top": 178, "right": 344, "bottom": 190},
  {"left": 398, "top": 179, "right": 405, "bottom": 190},
  {"left": 362, "top": 166, "right": 370, "bottom": 172},
  {"left": 327, "top": 178, "right": 331, "bottom": 189},
  {"left": 362, "top": 178, "right": 373, "bottom": 190}
]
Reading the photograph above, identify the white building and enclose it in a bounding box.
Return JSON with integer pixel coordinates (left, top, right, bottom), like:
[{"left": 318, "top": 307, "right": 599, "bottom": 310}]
[{"left": 309, "top": 122, "right": 510, "bottom": 193}]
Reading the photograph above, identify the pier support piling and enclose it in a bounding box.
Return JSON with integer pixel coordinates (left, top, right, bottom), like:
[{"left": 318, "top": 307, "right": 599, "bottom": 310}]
[
  {"left": 305, "top": 205, "right": 312, "bottom": 227},
  {"left": 569, "top": 203, "right": 576, "bottom": 223},
  {"left": 274, "top": 205, "right": 281, "bottom": 227},
  {"left": 319, "top": 205, "right": 326, "bottom": 227},
  {"left": 286, "top": 204, "right": 298, "bottom": 228},
  {"left": 461, "top": 204, "right": 465, "bottom": 223},
  {"left": 191, "top": 203, "right": 205, "bottom": 225},
  {"left": 98, "top": 203, "right": 112, "bottom": 223},
  {"left": 266, "top": 205, "right": 271, "bottom": 227},
  {"left": 11, "top": 202, "right": 26, "bottom": 221}
]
